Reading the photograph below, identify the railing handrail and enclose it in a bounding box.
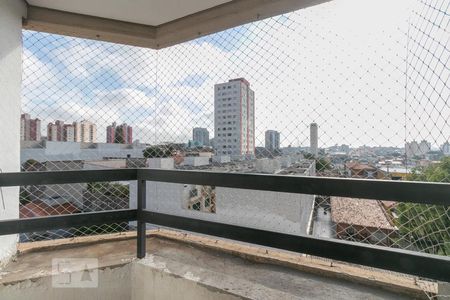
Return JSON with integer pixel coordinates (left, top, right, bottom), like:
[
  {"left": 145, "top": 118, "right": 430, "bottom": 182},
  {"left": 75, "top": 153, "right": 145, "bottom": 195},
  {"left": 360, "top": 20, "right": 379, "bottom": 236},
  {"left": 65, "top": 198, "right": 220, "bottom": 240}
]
[
  {"left": 0, "top": 169, "right": 137, "bottom": 186},
  {"left": 140, "top": 210, "right": 450, "bottom": 282},
  {"left": 0, "top": 168, "right": 449, "bottom": 282},
  {"left": 137, "top": 168, "right": 450, "bottom": 205},
  {"left": 1, "top": 168, "right": 448, "bottom": 204},
  {"left": 0, "top": 209, "right": 137, "bottom": 236}
]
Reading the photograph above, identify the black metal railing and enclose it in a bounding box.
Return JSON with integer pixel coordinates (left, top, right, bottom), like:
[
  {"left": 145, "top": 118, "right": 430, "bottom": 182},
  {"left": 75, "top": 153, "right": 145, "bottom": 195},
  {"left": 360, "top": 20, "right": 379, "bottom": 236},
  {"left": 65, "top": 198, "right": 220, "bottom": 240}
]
[{"left": 0, "top": 168, "right": 449, "bottom": 282}]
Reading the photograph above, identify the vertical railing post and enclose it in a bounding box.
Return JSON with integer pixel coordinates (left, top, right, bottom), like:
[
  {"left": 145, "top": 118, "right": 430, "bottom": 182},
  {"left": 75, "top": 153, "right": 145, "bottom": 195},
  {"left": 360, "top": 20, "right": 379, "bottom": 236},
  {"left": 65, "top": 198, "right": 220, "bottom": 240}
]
[{"left": 137, "top": 178, "right": 146, "bottom": 258}]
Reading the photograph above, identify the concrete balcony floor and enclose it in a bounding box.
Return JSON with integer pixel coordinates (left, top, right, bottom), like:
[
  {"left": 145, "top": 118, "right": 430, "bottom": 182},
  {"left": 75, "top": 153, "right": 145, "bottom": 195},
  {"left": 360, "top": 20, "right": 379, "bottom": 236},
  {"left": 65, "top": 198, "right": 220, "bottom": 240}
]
[{"left": 0, "top": 230, "right": 432, "bottom": 299}]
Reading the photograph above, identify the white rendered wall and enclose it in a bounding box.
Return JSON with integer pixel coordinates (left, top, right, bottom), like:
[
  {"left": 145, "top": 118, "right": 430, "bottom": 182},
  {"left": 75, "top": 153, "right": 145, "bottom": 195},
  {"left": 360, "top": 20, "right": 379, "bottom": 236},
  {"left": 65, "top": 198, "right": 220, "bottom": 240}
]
[
  {"left": 21, "top": 141, "right": 147, "bottom": 163},
  {"left": 183, "top": 156, "right": 210, "bottom": 166},
  {"left": 130, "top": 163, "right": 315, "bottom": 235},
  {"left": 0, "top": 0, "right": 27, "bottom": 265},
  {"left": 130, "top": 181, "right": 314, "bottom": 235}
]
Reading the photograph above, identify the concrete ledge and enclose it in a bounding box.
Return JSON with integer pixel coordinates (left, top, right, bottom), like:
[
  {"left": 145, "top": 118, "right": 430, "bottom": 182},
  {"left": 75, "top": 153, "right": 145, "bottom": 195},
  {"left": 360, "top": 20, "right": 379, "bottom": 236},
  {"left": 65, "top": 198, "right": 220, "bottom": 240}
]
[
  {"left": 152, "top": 229, "right": 435, "bottom": 299},
  {"left": 2, "top": 236, "right": 419, "bottom": 299},
  {"left": 15, "top": 229, "right": 435, "bottom": 298}
]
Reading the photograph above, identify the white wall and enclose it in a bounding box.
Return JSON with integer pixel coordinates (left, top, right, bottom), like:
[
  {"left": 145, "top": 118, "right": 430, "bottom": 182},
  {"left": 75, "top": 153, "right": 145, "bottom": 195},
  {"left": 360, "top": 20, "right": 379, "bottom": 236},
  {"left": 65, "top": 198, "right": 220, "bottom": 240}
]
[
  {"left": 21, "top": 141, "right": 147, "bottom": 163},
  {"left": 183, "top": 156, "right": 210, "bottom": 166},
  {"left": 0, "top": 0, "right": 27, "bottom": 265},
  {"left": 130, "top": 170, "right": 315, "bottom": 235}
]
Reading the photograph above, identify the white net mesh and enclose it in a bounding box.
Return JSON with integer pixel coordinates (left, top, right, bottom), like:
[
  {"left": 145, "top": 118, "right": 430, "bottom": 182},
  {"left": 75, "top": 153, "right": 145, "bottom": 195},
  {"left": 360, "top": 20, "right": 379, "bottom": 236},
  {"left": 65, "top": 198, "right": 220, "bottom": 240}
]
[{"left": 20, "top": 0, "right": 449, "bottom": 296}]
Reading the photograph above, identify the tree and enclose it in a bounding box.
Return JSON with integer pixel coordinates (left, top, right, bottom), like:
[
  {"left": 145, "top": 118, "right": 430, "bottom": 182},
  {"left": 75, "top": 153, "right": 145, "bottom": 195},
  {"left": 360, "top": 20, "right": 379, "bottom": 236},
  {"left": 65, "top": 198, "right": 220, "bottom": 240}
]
[
  {"left": 302, "top": 152, "right": 315, "bottom": 160},
  {"left": 143, "top": 146, "right": 174, "bottom": 158},
  {"left": 316, "top": 158, "right": 332, "bottom": 172},
  {"left": 22, "top": 159, "right": 44, "bottom": 171},
  {"left": 87, "top": 182, "right": 129, "bottom": 198},
  {"left": 301, "top": 152, "right": 332, "bottom": 172},
  {"left": 396, "top": 157, "right": 450, "bottom": 255},
  {"left": 19, "top": 188, "right": 31, "bottom": 205}
]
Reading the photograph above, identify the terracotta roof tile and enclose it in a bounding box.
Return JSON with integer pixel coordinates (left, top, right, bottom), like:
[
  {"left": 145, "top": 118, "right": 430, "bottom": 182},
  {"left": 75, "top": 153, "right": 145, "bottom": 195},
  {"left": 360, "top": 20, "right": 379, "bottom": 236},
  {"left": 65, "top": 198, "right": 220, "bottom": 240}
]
[
  {"left": 20, "top": 201, "right": 80, "bottom": 218},
  {"left": 331, "top": 197, "right": 396, "bottom": 230}
]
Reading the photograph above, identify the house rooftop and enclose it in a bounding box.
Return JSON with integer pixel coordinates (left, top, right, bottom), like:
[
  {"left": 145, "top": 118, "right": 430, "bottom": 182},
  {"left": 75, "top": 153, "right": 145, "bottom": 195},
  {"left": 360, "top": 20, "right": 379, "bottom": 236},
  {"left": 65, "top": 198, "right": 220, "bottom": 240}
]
[
  {"left": 177, "top": 159, "right": 313, "bottom": 175},
  {"left": 330, "top": 197, "right": 396, "bottom": 230}
]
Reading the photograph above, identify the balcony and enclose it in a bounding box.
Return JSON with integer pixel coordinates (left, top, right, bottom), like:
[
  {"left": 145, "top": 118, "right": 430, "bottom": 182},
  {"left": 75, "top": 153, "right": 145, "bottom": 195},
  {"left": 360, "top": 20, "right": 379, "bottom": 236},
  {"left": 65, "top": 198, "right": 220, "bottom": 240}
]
[{"left": 1, "top": 0, "right": 449, "bottom": 299}]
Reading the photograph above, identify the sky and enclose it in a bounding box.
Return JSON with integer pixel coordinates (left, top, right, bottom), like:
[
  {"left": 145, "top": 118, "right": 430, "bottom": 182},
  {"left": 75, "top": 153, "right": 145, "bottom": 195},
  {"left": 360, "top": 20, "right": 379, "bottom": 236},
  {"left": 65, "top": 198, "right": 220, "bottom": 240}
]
[{"left": 21, "top": 0, "right": 449, "bottom": 149}]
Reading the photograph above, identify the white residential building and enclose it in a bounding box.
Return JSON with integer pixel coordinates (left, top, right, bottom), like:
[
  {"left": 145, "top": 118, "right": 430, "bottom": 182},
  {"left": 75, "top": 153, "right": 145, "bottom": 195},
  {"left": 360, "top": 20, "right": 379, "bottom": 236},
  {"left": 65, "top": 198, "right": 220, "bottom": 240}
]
[
  {"left": 80, "top": 120, "right": 97, "bottom": 143},
  {"left": 265, "top": 130, "right": 280, "bottom": 152},
  {"left": 406, "top": 140, "right": 431, "bottom": 157},
  {"left": 192, "top": 127, "right": 210, "bottom": 146},
  {"left": 419, "top": 140, "right": 431, "bottom": 155},
  {"left": 20, "top": 140, "right": 148, "bottom": 163},
  {"left": 20, "top": 113, "right": 41, "bottom": 141},
  {"left": 310, "top": 123, "right": 318, "bottom": 157},
  {"left": 214, "top": 78, "right": 255, "bottom": 157},
  {"left": 47, "top": 123, "right": 59, "bottom": 141},
  {"left": 64, "top": 125, "right": 75, "bottom": 142},
  {"left": 405, "top": 141, "right": 419, "bottom": 158},
  {"left": 73, "top": 121, "right": 82, "bottom": 142},
  {"left": 47, "top": 120, "right": 65, "bottom": 142},
  {"left": 442, "top": 141, "right": 450, "bottom": 155}
]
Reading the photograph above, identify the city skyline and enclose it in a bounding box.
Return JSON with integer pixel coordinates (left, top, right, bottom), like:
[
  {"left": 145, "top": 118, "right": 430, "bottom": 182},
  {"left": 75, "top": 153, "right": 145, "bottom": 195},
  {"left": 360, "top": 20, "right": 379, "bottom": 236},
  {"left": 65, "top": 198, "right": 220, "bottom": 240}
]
[
  {"left": 19, "top": 112, "right": 449, "bottom": 153},
  {"left": 21, "top": 114, "right": 97, "bottom": 143}
]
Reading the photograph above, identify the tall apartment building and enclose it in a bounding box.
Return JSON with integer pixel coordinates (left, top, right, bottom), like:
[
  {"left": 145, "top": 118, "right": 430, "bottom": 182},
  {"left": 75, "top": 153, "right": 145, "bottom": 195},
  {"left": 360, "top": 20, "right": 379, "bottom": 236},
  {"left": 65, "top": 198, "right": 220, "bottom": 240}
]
[
  {"left": 106, "top": 122, "right": 116, "bottom": 143},
  {"left": 406, "top": 140, "right": 431, "bottom": 158},
  {"left": 73, "top": 121, "right": 82, "bottom": 142},
  {"left": 214, "top": 78, "right": 255, "bottom": 156},
  {"left": 265, "top": 130, "right": 280, "bottom": 152},
  {"left": 117, "top": 123, "right": 132, "bottom": 144},
  {"left": 106, "top": 122, "right": 132, "bottom": 144},
  {"left": 192, "top": 128, "right": 209, "bottom": 146},
  {"left": 80, "top": 120, "right": 97, "bottom": 143},
  {"left": 442, "top": 141, "right": 450, "bottom": 155},
  {"left": 419, "top": 140, "right": 431, "bottom": 155},
  {"left": 47, "top": 120, "right": 65, "bottom": 141},
  {"left": 20, "top": 113, "right": 41, "bottom": 141},
  {"left": 405, "top": 141, "right": 419, "bottom": 158},
  {"left": 47, "top": 121, "right": 84, "bottom": 142},
  {"left": 310, "top": 123, "right": 318, "bottom": 157},
  {"left": 63, "top": 124, "right": 75, "bottom": 142}
]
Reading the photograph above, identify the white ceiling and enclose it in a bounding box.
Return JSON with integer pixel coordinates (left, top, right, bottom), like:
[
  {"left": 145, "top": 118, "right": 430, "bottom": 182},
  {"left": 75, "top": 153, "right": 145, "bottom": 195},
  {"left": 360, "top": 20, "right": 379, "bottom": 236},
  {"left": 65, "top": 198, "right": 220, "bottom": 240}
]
[{"left": 26, "top": 0, "right": 232, "bottom": 26}]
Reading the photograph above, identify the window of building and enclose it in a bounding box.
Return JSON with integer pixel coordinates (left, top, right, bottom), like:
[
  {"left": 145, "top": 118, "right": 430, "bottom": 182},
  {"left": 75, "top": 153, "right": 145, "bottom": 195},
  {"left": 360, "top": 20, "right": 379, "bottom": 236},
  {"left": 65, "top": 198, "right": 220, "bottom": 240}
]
[{"left": 184, "top": 185, "right": 216, "bottom": 214}]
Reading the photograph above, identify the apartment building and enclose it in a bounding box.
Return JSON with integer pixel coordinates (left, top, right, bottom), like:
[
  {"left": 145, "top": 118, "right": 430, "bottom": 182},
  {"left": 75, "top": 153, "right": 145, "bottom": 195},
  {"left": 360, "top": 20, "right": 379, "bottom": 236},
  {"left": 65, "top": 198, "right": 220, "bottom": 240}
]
[
  {"left": 214, "top": 78, "right": 255, "bottom": 157},
  {"left": 265, "top": 130, "right": 280, "bottom": 152},
  {"left": 193, "top": 127, "right": 210, "bottom": 146},
  {"left": 20, "top": 113, "right": 41, "bottom": 141}
]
